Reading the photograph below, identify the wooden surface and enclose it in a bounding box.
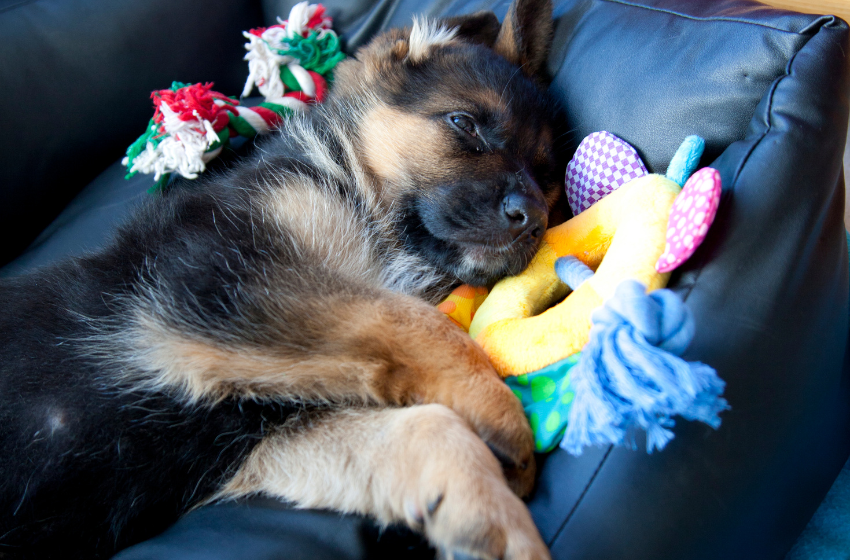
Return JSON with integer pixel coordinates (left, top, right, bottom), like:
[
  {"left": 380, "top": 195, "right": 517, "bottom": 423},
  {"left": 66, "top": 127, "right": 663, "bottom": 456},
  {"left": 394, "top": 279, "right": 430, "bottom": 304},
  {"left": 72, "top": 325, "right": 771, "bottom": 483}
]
[{"left": 760, "top": 0, "right": 850, "bottom": 23}]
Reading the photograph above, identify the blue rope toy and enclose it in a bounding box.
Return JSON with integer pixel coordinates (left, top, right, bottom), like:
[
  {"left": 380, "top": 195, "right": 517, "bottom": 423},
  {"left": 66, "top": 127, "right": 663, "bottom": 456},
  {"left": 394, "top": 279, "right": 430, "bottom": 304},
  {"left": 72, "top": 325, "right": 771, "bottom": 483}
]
[{"left": 507, "top": 276, "right": 729, "bottom": 454}]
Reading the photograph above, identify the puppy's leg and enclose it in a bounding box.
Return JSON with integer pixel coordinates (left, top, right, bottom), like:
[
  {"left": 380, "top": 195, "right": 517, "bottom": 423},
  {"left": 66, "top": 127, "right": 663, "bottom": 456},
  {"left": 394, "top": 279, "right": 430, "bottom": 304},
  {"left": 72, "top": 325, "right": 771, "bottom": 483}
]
[
  {"left": 135, "top": 291, "right": 536, "bottom": 494},
  {"left": 217, "top": 405, "right": 550, "bottom": 560}
]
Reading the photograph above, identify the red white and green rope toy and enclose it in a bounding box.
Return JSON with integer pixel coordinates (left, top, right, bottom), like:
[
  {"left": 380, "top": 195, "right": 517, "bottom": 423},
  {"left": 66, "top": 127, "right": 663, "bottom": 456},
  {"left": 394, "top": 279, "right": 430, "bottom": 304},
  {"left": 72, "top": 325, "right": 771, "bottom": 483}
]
[
  {"left": 122, "top": 83, "right": 287, "bottom": 191},
  {"left": 122, "top": 2, "right": 344, "bottom": 192},
  {"left": 241, "top": 2, "right": 343, "bottom": 109}
]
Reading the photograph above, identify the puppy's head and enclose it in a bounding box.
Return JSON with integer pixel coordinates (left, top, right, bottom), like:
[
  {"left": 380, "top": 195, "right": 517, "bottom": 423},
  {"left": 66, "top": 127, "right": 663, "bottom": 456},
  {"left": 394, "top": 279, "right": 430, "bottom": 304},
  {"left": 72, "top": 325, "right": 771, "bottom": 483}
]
[{"left": 333, "top": 0, "right": 560, "bottom": 286}]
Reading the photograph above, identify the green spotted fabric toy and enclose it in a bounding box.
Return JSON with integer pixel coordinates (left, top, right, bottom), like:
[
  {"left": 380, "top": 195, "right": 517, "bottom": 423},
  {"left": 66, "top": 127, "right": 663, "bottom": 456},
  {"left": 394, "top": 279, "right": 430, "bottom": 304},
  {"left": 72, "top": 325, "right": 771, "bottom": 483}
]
[
  {"left": 508, "top": 354, "right": 579, "bottom": 449},
  {"left": 504, "top": 277, "right": 728, "bottom": 455}
]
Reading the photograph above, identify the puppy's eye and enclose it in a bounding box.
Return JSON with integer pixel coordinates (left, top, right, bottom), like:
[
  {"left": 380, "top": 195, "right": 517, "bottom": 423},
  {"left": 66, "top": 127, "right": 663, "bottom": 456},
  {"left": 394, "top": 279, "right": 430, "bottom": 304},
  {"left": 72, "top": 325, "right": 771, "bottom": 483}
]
[{"left": 449, "top": 113, "right": 478, "bottom": 138}]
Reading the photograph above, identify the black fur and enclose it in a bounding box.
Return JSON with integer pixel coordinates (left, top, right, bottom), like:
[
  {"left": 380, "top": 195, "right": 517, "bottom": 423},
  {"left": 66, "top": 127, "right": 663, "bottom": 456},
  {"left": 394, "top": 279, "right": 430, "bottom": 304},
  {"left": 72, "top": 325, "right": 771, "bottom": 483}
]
[
  {"left": 0, "top": 244, "right": 296, "bottom": 558},
  {"left": 0, "top": 133, "right": 357, "bottom": 558}
]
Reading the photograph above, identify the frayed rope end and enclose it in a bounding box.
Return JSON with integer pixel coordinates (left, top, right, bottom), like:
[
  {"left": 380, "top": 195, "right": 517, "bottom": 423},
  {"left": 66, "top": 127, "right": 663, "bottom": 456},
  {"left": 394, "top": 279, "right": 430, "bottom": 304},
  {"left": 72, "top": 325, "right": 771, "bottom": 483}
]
[{"left": 560, "top": 279, "right": 729, "bottom": 455}]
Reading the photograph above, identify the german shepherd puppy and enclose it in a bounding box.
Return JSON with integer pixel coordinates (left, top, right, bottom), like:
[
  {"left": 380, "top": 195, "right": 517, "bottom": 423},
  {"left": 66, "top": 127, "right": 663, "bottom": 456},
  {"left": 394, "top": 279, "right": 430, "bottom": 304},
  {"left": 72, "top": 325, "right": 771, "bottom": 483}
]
[{"left": 0, "top": 0, "right": 561, "bottom": 558}]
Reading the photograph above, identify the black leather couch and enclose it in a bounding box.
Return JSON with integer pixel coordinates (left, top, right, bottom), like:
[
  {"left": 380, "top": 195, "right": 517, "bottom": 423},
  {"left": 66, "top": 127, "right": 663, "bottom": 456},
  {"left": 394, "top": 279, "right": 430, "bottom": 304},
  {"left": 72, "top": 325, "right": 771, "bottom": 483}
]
[{"left": 2, "top": 0, "right": 848, "bottom": 558}]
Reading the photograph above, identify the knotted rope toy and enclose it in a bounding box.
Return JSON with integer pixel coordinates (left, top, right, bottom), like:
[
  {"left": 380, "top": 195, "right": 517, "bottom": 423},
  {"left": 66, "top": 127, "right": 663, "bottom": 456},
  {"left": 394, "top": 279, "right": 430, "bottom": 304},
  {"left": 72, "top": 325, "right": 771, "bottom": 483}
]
[
  {"left": 122, "top": 83, "right": 290, "bottom": 191},
  {"left": 440, "top": 132, "right": 727, "bottom": 453},
  {"left": 123, "top": 2, "right": 344, "bottom": 192},
  {"left": 242, "top": 2, "right": 344, "bottom": 108}
]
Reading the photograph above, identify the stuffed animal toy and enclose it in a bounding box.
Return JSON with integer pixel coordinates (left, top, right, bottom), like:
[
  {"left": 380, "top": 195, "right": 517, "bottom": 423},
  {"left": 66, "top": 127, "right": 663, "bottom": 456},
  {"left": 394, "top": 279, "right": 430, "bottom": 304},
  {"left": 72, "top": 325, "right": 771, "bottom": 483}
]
[{"left": 442, "top": 132, "right": 728, "bottom": 453}]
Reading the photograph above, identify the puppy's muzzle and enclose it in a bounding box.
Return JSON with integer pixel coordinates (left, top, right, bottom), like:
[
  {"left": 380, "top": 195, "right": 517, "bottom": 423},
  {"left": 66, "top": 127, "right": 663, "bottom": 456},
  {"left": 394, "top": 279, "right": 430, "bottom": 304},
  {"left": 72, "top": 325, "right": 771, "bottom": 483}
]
[{"left": 501, "top": 191, "right": 547, "bottom": 242}]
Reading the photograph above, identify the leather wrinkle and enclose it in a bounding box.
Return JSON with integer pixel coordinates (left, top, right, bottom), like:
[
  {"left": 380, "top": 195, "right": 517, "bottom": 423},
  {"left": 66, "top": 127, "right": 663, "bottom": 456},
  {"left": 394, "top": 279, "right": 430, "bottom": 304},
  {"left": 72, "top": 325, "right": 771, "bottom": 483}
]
[{"left": 0, "top": 0, "right": 38, "bottom": 15}]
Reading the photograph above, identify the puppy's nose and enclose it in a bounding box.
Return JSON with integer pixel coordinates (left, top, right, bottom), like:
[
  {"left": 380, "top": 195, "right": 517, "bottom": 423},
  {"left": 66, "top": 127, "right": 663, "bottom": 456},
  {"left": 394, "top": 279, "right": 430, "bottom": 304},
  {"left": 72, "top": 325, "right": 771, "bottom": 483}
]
[{"left": 502, "top": 193, "right": 547, "bottom": 240}]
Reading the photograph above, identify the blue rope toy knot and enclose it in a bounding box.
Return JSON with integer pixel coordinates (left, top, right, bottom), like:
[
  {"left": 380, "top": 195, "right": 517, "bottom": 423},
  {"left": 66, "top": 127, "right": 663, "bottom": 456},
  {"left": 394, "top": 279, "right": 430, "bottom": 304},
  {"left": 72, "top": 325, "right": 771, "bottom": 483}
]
[{"left": 507, "top": 260, "right": 729, "bottom": 455}]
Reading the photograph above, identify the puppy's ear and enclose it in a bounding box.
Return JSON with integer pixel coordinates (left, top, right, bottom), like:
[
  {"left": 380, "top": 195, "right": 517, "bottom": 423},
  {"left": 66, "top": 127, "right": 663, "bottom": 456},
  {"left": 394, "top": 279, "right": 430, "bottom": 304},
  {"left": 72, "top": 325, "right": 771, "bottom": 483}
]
[
  {"left": 356, "top": 19, "right": 462, "bottom": 72},
  {"left": 352, "top": 27, "right": 411, "bottom": 78},
  {"left": 442, "top": 11, "right": 501, "bottom": 47},
  {"left": 493, "top": 0, "right": 553, "bottom": 77}
]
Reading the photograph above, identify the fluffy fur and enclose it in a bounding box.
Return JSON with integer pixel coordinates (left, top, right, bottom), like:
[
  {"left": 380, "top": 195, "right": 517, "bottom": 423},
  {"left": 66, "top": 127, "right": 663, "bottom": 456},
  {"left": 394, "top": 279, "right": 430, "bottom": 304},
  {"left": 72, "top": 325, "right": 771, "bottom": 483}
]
[{"left": 0, "top": 1, "right": 562, "bottom": 558}]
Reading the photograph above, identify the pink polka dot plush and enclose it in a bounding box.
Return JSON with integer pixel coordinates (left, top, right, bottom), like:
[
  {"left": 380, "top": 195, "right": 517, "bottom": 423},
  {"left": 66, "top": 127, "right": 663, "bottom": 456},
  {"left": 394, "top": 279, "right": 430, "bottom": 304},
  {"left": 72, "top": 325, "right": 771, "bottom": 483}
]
[{"left": 656, "top": 167, "right": 722, "bottom": 273}]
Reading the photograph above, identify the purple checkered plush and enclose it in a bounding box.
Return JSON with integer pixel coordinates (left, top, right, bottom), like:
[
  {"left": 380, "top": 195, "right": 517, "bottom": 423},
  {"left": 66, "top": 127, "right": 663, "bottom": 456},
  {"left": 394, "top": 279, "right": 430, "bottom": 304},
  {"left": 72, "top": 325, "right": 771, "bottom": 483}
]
[{"left": 565, "top": 131, "right": 648, "bottom": 215}]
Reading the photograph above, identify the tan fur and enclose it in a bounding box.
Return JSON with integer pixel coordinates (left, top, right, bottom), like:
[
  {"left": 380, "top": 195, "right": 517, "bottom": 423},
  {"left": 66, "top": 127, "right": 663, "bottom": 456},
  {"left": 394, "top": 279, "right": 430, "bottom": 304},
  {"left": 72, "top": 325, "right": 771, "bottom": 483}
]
[
  {"left": 130, "top": 290, "right": 534, "bottom": 467},
  {"left": 357, "top": 28, "right": 411, "bottom": 78},
  {"left": 128, "top": 314, "right": 379, "bottom": 404},
  {"left": 471, "top": 87, "right": 510, "bottom": 115},
  {"left": 494, "top": 17, "right": 520, "bottom": 66},
  {"left": 217, "top": 405, "right": 549, "bottom": 559},
  {"left": 360, "top": 105, "right": 449, "bottom": 195},
  {"left": 494, "top": 0, "right": 553, "bottom": 75},
  {"left": 354, "top": 19, "right": 462, "bottom": 78},
  {"left": 263, "top": 180, "right": 378, "bottom": 279}
]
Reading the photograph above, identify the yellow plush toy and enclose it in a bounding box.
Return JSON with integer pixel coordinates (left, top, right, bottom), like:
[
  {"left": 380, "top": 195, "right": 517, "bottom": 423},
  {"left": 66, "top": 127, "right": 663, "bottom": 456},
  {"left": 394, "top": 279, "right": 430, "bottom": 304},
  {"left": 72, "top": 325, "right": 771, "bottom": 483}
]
[
  {"left": 441, "top": 132, "right": 727, "bottom": 453},
  {"left": 469, "top": 133, "right": 721, "bottom": 376},
  {"left": 469, "top": 172, "right": 680, "bottom": 376}
]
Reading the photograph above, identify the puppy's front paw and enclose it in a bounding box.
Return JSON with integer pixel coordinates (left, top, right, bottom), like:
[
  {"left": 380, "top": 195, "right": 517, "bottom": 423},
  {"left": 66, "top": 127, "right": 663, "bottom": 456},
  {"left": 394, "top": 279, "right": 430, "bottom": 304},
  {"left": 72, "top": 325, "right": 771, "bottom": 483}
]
[
  {"left": 398, "top": 405, "right": 549, "bottom": 560},
  {"left": 415, "top": 470, "right": 549, "bottom": 560}
]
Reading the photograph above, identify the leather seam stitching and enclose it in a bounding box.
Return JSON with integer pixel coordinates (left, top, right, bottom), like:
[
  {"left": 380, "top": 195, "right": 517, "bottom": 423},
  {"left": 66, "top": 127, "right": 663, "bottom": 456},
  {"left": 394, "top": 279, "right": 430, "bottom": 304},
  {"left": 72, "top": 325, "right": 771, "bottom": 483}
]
[
  {"left": 678, "top": 28, "right": 818, "bottom": 304},
  {"left": 547, "top": 445, "right": 613, "bottom": 547},
  {"left": 599, "top": 0, "right": 820, "bottom": 35}
]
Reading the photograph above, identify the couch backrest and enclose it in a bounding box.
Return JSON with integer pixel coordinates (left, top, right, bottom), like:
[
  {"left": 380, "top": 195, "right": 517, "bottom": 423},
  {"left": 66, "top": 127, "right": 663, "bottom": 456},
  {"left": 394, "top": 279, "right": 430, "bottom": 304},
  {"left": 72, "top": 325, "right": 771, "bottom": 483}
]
[{"left": 0, "top": 0, "right": 264, "bottom": 266}]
